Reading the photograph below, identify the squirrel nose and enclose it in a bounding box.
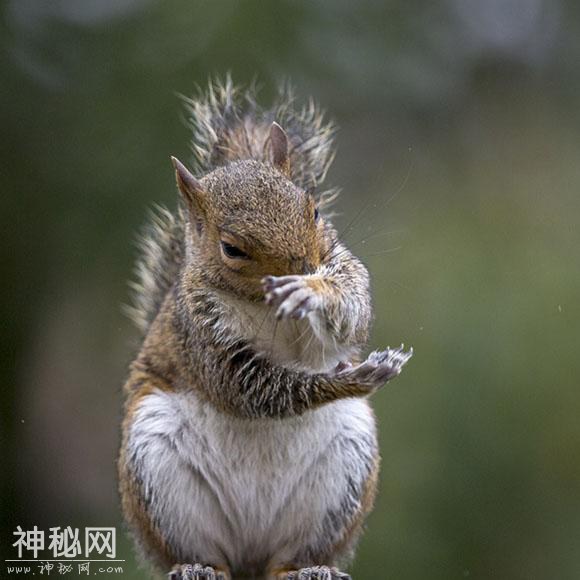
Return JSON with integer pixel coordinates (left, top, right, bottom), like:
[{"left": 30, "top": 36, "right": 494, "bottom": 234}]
[{"left": 289, "top": 256, "right": 317, "bottom": 275}]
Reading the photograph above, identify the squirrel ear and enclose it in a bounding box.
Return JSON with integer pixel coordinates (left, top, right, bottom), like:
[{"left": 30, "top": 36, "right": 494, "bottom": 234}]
[
  {"left": 270, "top": 122, "right": 290, "bottom": 177},
  {"left": 171, "top": 156, "right": 204, "bottom": 201},
  {"left": 171, "top": 156, "right": 206, "bottom": 233}
]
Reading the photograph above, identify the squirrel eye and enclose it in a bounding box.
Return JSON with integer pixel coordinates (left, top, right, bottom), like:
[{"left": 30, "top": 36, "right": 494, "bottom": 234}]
[
  {"left": 314, "top": 208, "right": 320, "bottom": 222},
  {"left": 221, "top": 241, "right": 249, "bottom": 260}
]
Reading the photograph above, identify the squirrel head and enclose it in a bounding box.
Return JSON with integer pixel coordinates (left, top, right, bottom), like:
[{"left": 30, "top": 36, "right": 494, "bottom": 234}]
[{"left": 172, "top": 124, "right": 329, "bottom": 300}]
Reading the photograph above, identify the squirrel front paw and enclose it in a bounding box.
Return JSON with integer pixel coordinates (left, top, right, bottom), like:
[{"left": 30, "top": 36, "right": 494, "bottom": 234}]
[
  {"left": 278, "top": 566, "right": 351, "bottom": 580},
  {"left": 262, "top": 275, "right": 321, "bottom": 320},
  {"left": 333, "top": 345, "right": 413, "bottom": 390},
  {"left": 169, "top": 563, "right": 229, "bottom": 580}
]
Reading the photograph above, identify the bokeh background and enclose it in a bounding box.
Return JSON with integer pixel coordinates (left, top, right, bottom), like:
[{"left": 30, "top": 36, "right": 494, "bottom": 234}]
[{"left": 2, "top": 1, "right": 580, "bottom": 578}]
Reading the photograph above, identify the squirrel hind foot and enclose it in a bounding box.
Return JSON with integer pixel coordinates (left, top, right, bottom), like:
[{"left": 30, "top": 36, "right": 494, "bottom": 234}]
[
  {"left": 169, "top": 563, "right": 229, "bottom": 580},
  {"left": 275, "top": 566, "right": 351, "bottom": 580}
]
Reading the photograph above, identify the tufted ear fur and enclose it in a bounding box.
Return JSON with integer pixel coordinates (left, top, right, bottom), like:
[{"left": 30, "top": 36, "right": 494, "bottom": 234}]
[
  {"left": 171, "top": 156, "right": 206, "bottom": 235},
  {"left": 270, "top": 122, "right": 290, "bottom": 177}
]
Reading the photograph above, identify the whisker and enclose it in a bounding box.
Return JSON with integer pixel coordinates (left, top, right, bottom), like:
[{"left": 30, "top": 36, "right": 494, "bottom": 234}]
[
  {"left": 268, "top": 315, "right": 280, "bottom": 358},
  {"left": 362, "top": 246, "right": 403, "bottom": 258},
  {"left": 290, "top": 321, "right": 312, "bottom": 348},
  {"left": 336, "top": 150, "right": 414, "bottom": 242},
  {"left": 301, "top": 329, "right": 317, "bottom": 361},
  {"left": 380, "top": 155, "right": 415, "bottom": 210},
  {"left": 319, "top": 151, "right": 414, "bottom": 265},
  {"left": 389, "top": 279, "right": 412, "bottom": 292},
  {"left": 347, "top": 228, "right": 406, "bottom": 251},
  {"left": 252, "top": 304, "right": 274, "bottom": 343}
]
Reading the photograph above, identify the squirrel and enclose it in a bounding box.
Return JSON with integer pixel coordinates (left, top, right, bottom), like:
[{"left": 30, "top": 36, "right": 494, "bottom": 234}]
[{"left": 118, "top": 77, "right": 413, "bottom": 580}]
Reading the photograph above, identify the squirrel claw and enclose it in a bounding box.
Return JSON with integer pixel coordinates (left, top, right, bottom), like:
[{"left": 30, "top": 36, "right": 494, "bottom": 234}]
[
  {"left": 334, "top": 345, "right": 413, "bottom": 390},
  {"left": 283, "top": 566, "right": 351, "bottom": 580},
  {"left": 263, "top": 275, "right": 320, "bottom": 320},
  {"left": 169, "top": 563, "right": 227, "bottom": 580}
]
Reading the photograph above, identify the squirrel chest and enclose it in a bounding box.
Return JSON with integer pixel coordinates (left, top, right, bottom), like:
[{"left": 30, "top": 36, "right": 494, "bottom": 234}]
[
  {"left": 217, "top": 293, "right": 357, "bottom": 373},
  {"left": 127, "top": 388, "right": 377, "bottom": 573}
]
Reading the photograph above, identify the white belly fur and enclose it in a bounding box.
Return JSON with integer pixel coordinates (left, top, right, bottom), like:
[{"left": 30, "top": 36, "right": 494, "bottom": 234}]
[{"left": 128, "top": 390, "right": 376, "bottom": 573}]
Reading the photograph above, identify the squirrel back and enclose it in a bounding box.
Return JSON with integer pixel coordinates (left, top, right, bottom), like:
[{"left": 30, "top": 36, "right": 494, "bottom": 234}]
[{"left": 126, "top": 77, "right": 337, "bottom": 333}]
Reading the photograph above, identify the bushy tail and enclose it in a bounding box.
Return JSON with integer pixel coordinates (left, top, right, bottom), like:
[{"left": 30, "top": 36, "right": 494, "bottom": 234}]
[
  {"left": 126, "top": 76, "right": 337, "bottom": 333},
  {"left": 124, "top": 205, "right": 185, "bottom": 333},
  {"left": 185, "top": 76, "right": 336, "bottom": 192}
]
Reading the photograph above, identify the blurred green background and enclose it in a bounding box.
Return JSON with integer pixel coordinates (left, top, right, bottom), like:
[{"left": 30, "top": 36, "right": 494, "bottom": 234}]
[{"left": 2, "top": 1, "right": 580, "bottom": 578}]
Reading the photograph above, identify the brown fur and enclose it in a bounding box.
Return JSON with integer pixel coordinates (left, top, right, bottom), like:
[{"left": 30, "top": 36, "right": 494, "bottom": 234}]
[
  {"left": 127, "top": 78, "right": 338, "bottom": 334},
  {"left": 184, "top": 160, "right": 329, "bottom": 301},
  {"left": 119, "top": 386, "right": 174, "bottom": 571},
  {"left": 118, "top": 79, "right": 413, "bottom": 580}
]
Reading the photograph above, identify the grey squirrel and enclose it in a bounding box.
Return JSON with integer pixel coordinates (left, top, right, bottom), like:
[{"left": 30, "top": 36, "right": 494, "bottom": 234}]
[{"left": 118, "top": 77, "right": 413, "bottom": 580}]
